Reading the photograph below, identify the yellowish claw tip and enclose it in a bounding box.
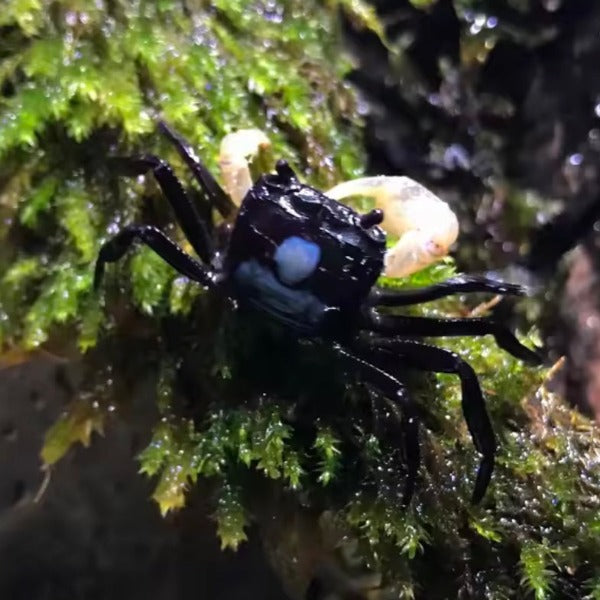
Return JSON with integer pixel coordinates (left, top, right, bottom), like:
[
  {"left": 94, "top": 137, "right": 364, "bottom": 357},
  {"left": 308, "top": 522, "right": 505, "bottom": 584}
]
[
  {"left": 219, "top": 129, "right": 272, "bottom": 206},
  {"left": 326, "top": 175, "right": 459, "bottom": 278},
  {"left": 219, "top": 129, "right": 271, "bottom": 163}
]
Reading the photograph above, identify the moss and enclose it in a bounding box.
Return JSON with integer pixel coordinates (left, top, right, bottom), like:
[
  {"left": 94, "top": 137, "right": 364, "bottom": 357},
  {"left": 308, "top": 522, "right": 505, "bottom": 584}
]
[
  {"left": 314, "top": 426, "right": 342, "bottom": 485},
  {"left": 42, "top": 251, "right": 597, "bottom": 597},
  {"left": 41, "top": 397, "right": 106, "bottom": 465},
  {"left": 108, "top": 266, "right": 599, "bottom": 598}
]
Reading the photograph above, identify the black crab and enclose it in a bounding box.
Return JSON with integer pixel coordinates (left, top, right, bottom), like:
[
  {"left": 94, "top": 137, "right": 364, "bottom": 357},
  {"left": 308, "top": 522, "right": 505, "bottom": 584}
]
[{"left": 94, "top": 121, "right": 541, "bottom": 504}]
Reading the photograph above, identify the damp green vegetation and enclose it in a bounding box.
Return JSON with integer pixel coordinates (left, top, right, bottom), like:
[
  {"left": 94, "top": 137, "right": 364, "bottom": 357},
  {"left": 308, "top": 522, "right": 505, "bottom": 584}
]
[
  {"left": 0, "top": 0, "right": 373, "bottom": 350},
  {"left": 1, "top": 1, "right": 600, "bottom": 600},
  {"left": 33, "top": 257, "right": 600, "bottom": 599}
]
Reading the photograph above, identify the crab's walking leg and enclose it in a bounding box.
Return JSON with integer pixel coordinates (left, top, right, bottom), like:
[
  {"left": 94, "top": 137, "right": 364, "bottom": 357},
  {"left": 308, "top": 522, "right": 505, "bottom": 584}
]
[
  {"left": 333, "top": 344, "right": 420, "bottom": 506},
  {"left": 326, "top": 176, "right": 459, "bottom": 278},
  {"left": 368, "top": 274, "right": 527, "bottom": 307},
  {"left": 94, "top": 225, "right": 219, "bottom": 290},
  {"left": 157, "top": 120, "right": 237, "bottom": 219},
  {"left": 358, "top": 334, "right": 496, "bottom": 504},
  {"left": 113, "top": 155, "right": 213, "bottom": 263},
  {"left": 365, "top": 310, "right": 541, "bottom": 364}
]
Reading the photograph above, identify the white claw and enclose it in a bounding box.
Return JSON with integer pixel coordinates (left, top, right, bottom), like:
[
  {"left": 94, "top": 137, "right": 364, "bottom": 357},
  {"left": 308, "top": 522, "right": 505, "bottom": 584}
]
[
  {"left": 326, "top": 176, "right": 459, "bottom": 278},
  {"left": 218, "top": 129, "right": 271, "bottom": 206}
]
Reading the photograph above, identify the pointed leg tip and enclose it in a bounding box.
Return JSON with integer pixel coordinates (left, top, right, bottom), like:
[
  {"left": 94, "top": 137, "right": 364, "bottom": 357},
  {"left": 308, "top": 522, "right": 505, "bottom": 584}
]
[
  {"left": 526, "top": 349, "right": 544, "bottom": 366},
  {"left": 401, "top": 481, "right": 415, "bottom": 508},
  {"left": 493, "top": 332, "right": 544, "bottom": 366},
  {"left": 93, "top": 262, "right": 105, "bottom": 292},
  {"left": 506, "top": 283, "right": 528, "bottom": 297},
  {"left": 470, "top": 484, "right": 486, "bottom": 505},
  {"left": 515, "top": 344, "right": 544, "bottom": 366},
  {"left": 470, "top": 479, "right": 490, "bottom": 505},
  {"left": 471, "top": 454, "right": 495, "bottom": 505},
  {"left": 470, "top": 492, "right": 483, "bottom": 505}
]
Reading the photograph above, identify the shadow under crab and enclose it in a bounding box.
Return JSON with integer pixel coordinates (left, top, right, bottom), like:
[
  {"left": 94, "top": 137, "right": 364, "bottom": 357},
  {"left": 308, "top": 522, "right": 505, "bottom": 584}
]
[{"left": 94, "top": 120, "right": 541, "bottom": 505}]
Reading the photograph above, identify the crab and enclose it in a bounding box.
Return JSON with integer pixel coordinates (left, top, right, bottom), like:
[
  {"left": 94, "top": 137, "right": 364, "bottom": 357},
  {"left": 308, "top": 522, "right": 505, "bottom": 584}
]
[{"left": 94, "top": 121, "right": 541, "bottom": 504}]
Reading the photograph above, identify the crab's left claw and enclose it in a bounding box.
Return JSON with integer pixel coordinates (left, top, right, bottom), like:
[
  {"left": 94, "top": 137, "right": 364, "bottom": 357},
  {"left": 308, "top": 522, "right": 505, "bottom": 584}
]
[
  {"left": 219, "top": 129, "right": 271, "bottom": 206},
  {"left": 326, "top": 176, "right": 459, "bottom": 278}
]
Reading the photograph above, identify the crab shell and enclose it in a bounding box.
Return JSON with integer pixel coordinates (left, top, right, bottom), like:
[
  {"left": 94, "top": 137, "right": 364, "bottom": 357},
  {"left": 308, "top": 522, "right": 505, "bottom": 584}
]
[{"left": 219, "top": 131, "right": 459, "bottom": 279}]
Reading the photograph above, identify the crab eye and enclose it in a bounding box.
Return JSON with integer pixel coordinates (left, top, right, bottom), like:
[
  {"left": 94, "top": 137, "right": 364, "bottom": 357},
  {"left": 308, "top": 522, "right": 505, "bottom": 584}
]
[
  {"left": 360, "top": 209, "right": 384, "bottom": 229},
  {"left": 262, "top": 161, "right": 299, "bottom": 190},
  {"left": 274, "top": 236, "right": 321, "bottom": 285},
  {"left": 275, "top": 159, "right": 297, "bottom": 182}
]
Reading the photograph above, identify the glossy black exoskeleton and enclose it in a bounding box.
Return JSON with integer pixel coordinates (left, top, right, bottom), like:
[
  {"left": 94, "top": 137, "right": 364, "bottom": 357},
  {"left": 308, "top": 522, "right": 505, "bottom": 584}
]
[
  {"left": 94, "top": 120, "right": 541, "bottom": 507},
  {"left": 225, "top": 160, "right": 386, "bottom": 335}
]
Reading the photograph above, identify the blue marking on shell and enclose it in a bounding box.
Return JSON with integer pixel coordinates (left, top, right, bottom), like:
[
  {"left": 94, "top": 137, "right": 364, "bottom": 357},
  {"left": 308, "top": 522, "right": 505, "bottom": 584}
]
[
  {"left": 233, "top": 260, "right": 326, "bottom": 330},
  {"left": 273, "top": 236, "right": 321, "bottom": 285}
]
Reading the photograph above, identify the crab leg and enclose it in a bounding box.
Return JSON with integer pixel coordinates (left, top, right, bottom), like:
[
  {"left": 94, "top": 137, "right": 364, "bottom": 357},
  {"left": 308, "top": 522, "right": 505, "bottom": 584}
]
[
  {"left": 158, "top": 120, "right": 236, "bottom": 219},
  {"left": 368, "top": 274, "right": 528, "bottom": 306},
  {"left": 94, "top": 225, "right": 220, "bottom": 289},
  {"left": 364, "top": 310, "right": 541, "bottom": 365},
  {"left": 356, "top": 333, "right": 496, "bottom": 504},
  {"left": 113, "top": 154, "right": 213, "bottom": 263},
  {"left": 326, "top": 176, "right": 459, "bottom": 278},
  {"left": 333, "top": 343, "right": 421, "bottom": 507}
]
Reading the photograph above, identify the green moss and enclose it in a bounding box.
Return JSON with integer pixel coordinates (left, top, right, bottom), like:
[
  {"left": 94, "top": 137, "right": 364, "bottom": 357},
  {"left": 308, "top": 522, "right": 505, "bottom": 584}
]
[
  {"left": 41, "top": 397, "right": 105, "bottom": 465},
  {"left": 19, "top": 176, "right": 58, "bottom": 228},
  {"left": 32, "top": 247, "right": 600, "bottom": 598},
  {"left": 23, "top": 264, "right": 93, "bottom": 348},
  {"left": 314, "top": 426, "right": 342, "bottom": 485},
  {"left": 214, "top": 481, "right": 249, "bottom": 551},
  {"left": 130, "top": 246, "right": 176, "bottom": 315},
  {"left": 108, "top": 253, "right": 596, "bottom": 596},
  {"left": 520, "top": 541, "right": 555, "bottom": 600},
  {"left": 138, "top": 417, "right": 206, "bottom": 514},
  {"left": 0, "top": 0, "right": 367, "bottom": 348}
]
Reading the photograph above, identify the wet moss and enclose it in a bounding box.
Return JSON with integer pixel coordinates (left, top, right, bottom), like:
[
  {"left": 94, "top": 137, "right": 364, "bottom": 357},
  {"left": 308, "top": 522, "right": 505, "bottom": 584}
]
[{"left": 0, "top": 0, "right": 369, "bottom": 349}]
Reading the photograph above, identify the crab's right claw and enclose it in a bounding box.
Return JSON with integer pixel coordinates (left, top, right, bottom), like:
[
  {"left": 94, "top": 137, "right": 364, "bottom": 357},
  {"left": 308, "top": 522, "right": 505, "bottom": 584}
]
[{"left": 326, "top": 176, "right": 459, "bottom": 278}]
